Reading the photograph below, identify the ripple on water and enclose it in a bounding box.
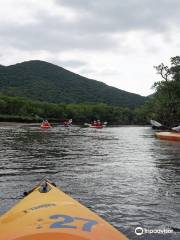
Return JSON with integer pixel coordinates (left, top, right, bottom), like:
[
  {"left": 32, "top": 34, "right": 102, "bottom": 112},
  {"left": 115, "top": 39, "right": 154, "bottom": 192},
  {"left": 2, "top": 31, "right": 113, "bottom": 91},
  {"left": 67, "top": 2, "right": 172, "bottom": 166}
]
[{"left": 0, "top": 125, "right": 179, "bottom": 240}]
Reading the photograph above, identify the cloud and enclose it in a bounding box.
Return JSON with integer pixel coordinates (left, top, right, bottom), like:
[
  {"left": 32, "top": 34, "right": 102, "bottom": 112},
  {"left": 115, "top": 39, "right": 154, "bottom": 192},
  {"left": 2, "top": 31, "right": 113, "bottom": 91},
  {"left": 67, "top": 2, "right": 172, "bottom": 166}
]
[
  {"left": 55, "top": 59, "right": 87, "bottom": 68},
  {"left": 0, "top": 7, "right": 118, "bottom": 52},
  {"left": 0, "top": 0, "right": 179, "bottom": 95},
  {"left": 1, "top": 0, "right": 179, "bottom": 54},
  {"left": 56, "top": 0, "right": 180, "bottom": 33}
]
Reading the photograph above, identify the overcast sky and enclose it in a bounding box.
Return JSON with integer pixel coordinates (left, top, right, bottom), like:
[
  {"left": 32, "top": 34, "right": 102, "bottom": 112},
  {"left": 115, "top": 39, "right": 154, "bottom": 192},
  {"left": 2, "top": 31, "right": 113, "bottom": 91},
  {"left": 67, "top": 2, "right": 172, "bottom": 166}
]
[{"left": 0, "top": 0, "right": 179, "bottom": 96}]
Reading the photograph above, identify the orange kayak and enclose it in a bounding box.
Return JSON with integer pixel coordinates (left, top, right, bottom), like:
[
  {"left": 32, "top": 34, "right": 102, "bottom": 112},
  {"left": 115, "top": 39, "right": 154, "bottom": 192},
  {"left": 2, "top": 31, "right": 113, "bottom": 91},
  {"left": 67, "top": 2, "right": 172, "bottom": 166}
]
[
  {"left": 155, "top": 132, "right": 180, "bottom": 141},
  {"left": 0, "top": 180, "right": 128, "bottom": 240}
]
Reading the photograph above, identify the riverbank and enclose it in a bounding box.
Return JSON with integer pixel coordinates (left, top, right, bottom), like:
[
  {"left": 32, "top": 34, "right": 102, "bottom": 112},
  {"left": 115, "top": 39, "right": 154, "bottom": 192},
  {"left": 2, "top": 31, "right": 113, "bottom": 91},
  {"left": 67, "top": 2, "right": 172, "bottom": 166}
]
[
  {"left": 0, "top": 115, "right": 63, "bottom": 123},
  {"left": 0, "top": 114, "right": 40, "bottom": 123}
]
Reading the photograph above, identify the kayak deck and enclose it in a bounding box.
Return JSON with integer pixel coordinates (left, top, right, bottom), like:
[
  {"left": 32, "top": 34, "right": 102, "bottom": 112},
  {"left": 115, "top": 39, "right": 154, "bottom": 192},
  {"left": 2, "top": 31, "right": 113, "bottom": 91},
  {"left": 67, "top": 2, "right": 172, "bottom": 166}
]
[
  {"left": 0, "top": 180, "right": 127, "bottom": 240},
  {"left": 155, "top": 132, "right": 180, "bottom": 141}
]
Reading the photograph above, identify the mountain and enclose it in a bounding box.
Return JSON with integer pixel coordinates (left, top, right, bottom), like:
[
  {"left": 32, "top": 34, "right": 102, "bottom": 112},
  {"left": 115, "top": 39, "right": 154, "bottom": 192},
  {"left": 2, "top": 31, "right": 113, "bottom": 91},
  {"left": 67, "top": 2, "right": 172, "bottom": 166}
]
[{"left": 0, "top": 60, "right": 146, "bottom": 108}]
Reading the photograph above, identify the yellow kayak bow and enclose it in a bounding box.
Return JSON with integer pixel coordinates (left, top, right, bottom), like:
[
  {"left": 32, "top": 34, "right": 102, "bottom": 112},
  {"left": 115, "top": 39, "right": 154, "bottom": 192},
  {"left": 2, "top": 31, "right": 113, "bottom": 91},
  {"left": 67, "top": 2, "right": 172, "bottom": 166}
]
[{"left": 0, "top": 180, "right": 128, "bottom": 240}]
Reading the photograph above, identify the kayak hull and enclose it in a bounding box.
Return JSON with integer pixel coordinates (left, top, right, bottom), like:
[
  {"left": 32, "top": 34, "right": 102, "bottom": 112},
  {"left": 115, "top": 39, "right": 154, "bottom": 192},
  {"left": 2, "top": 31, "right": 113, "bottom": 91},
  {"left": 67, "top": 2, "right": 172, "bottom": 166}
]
[
  {"left": 0, "top": 181, "right": 127, "bottom": 240},
  {"left": 89, "top": 125, "right": 103, "bottom": 129},
  {"left": 40, "top": 125, "right": 51, "bottom": 129},
  {"left": 155, "top": 132, "right": 180, "bottom": 141}
]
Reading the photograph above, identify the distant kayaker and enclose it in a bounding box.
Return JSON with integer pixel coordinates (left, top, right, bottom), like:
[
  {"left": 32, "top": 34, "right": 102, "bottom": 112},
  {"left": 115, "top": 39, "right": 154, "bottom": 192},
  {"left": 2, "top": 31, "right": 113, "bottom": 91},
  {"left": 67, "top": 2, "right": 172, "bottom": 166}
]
[
  {"left": 69, "top": 119, "right": 72, "bottom": 124},
  {"left": 64, "top": 119, "right": 70, "bottom": 126},
  {"left": 40, "top": 120, "right": 51, "bottom": 128},
  {"left": 63, "top": 119, "right": 72, "bottom": 127},
  {"left": 44, "top": 120, "right": 50, "bottom": 126},
  {"left": 93, "top": 120, "right": 97, "bottom": 126},
  {"left": 97, "top": 120, "right": 102, "bottom": 126}
]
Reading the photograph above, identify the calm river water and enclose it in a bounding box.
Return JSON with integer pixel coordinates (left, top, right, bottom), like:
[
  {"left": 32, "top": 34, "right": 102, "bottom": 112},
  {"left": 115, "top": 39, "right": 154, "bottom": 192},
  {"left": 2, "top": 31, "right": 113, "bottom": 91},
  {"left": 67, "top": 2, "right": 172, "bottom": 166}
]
[{"left": 0, "top": 123, "right": 179, "bottom": 240}]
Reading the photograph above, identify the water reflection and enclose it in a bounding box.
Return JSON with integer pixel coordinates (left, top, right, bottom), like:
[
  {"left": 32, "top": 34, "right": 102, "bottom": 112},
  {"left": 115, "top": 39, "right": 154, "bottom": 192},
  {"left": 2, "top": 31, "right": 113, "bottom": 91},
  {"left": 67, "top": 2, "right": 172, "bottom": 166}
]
[{"left": 0, "top": 124, "right": 179, "bottom": 240}]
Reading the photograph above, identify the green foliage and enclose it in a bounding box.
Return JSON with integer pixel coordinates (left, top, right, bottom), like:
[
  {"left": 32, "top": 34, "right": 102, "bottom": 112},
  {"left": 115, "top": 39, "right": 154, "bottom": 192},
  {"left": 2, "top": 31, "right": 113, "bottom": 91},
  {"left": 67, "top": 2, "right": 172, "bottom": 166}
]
[
  {"left": 0, "top": 60, "right": 146, "bottom": 108},
  {"left": 138, "top": 56, "right": 180, "bottom": 127},
  {"left": 0, "top": 94, "right": 145, "bottom": 124},
  {"left": 134, "top": 100, "right": 156, "bottom": 124}
]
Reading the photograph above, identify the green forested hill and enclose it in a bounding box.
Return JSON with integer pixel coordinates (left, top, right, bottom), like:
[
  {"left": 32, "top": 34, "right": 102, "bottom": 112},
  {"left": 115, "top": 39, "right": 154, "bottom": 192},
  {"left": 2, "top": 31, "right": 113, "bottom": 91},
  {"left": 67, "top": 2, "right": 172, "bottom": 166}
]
[{"left": 0, "top": 60, "right": 146, "bottom": 108}]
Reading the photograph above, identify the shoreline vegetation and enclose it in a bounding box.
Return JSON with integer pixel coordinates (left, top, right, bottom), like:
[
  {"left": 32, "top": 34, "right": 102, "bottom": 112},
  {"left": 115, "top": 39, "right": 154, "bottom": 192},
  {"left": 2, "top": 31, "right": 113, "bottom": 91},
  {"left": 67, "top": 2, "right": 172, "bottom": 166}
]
[
  {"left": 142, "top": 56, "right": 180, "bottom": 127},
  {"left": 0, "top": 94, "right": 147, "bottom": 125}
]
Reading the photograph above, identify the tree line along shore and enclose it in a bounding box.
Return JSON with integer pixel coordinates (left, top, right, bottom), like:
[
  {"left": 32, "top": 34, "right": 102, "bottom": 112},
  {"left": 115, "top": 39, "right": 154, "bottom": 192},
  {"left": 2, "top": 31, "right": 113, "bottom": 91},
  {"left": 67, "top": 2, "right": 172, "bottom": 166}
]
[{"left": 0, "top": 94, "right": 145, "bottom": 125}]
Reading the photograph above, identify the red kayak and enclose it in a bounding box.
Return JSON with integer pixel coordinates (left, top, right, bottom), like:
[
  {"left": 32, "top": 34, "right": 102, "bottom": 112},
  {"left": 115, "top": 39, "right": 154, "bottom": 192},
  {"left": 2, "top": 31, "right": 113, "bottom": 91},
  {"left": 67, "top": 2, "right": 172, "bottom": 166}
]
[
  {"left": 40, "top": 124, "right": 52, "bottom": 129},
  {"left": 89, "top": 125, "right": 103, "bottom": 129}
]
